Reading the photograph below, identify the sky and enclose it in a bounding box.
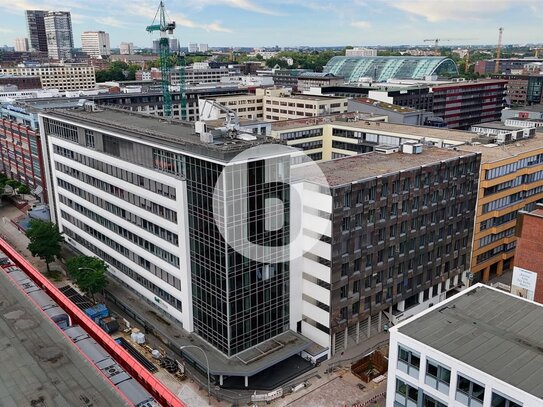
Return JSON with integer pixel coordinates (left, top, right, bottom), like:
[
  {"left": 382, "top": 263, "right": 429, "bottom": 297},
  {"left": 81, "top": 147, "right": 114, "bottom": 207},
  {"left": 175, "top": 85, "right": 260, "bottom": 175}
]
[{"left": 0, "top": 0, "right": 542, "bottom": 49}]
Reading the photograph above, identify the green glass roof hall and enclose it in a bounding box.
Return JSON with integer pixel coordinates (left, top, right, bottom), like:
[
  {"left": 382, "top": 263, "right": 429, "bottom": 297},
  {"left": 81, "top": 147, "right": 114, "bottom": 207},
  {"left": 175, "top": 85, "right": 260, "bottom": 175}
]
[{"left": 324, "top": 56, "right": 458, "bottom": 83}]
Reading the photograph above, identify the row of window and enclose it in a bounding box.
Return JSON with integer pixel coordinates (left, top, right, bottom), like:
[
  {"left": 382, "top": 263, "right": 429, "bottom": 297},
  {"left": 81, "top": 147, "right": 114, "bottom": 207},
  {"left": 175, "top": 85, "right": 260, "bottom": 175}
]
[
  {"left": 53, "top": 144, "right": 177, "bottom": 200},
  {"left": 478, "top": 227, "right": 515, "bottom": 248},
  {"left": 396, "top": 346, "right": 522, "bottom": 407},
  {"left": 485, "top": 153, "right": 543, "bottom": 180},
  {"left": 61, "top": 213, "right": 182, "bottom": 293},
  {"left": 62, "top": 226, "right": 182, "bottom": 309},
  {"left": 43, "top": 118, "right": 79, "bottom": 142},
  {"left": 482, "top": 185, "right": 543, "bottom": 213},
  {"left": 61, "top": 199, "right": 179, "bottom": 267},
  {"left": 55, "top": 163, "right": 178, "bottom": 223}
]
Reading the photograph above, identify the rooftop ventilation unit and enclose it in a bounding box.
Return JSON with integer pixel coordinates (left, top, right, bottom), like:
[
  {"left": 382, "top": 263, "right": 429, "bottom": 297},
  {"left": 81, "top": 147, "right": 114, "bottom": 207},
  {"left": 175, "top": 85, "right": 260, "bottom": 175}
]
[{"left": 402, "top": 143, "right": 423, "bottom": 154}]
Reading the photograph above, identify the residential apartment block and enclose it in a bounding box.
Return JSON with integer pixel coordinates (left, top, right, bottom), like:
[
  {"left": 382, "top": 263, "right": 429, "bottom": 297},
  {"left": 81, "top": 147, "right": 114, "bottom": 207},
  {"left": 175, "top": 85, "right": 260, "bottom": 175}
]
[
  {"left": 0, "top": 104, "right": 47, "bottom": 202},
  {"left": 0, "top": 64, "right": 95, "bottom": 91},
  {"left": 491, "top": 74, "right": 543, "bottom": 106},
  {"left": 44, "top": 11, "right": 74, "bottom": 60},
  {"left": 293, "top": 146, "right": 480, "bottom": 356},
  {"left": 431, "top": 80, "right": 508, "bottom": 129},
  {"left": 387, "top": 284, "right": 542, "bottom": 407}
]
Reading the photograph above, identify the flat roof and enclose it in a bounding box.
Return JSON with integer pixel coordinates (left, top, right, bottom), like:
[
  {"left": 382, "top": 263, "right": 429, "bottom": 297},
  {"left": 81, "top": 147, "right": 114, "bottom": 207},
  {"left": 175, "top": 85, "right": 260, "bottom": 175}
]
[
  {"left": 398, "top": 285, "right": 543, "bottom": 399},
  {"left": 453, "top": 134, "right": 543, "bottom": 163},
  {"left": 271, "top": 112, "right": 387, "bottom": 131},
  {"left": 351, "top": 97, "right": 419, "bottom": 113},
  {"left": 471, "top": 121, "right": 524, "bottom": 131},
  {"left": 41, "top": 107, "right": 276, "bottom": 162},
  {"left": 298, "top": 147, "right": 475, "bottom": 187},
  {"left": 273, "top": 117, "right": 475, "bottom": 141},
  {"left": 431, "top": 79, "right": 508, "bottom": 89},
  {"left": 0, "top": 270, "right": 129, "bottom": 406},
  {"left": 507, "top": 105, "right": 543, "bottom": 113}
]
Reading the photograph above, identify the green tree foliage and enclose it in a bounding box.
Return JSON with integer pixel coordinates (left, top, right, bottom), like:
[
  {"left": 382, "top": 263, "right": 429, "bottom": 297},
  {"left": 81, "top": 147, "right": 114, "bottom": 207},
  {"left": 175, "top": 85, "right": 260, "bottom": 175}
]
[
  {"left": 95, "top": 61, "right": 143, "bottom": 82},
  {"left": 17, "top": 184, "right": 31, "bottom": 195},
  {"left": 66, "top": 256, "right": 108, "bottom": 301},
  {"left": 26, "top": 220, "right": 64, "bottom": 272}
]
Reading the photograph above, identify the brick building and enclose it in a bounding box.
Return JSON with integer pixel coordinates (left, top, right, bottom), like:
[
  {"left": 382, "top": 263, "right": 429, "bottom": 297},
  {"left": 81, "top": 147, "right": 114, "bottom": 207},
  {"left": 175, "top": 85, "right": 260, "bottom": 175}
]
[
  {"left": 512, "top": 204, "right": 543, "bottom": 303},
  {"left": 0, "top": 75, "right": 41, "bottom": 90}
]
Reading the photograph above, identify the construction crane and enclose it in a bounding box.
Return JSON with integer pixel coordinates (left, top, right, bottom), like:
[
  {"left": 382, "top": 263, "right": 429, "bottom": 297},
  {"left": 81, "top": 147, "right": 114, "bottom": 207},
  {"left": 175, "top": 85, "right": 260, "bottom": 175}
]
[
  {"left": 423, "top": 38, "right": 466, "bottom": 55},
  {"left": 146, "top": 1, "right": 180, "bottom": 119},
  {"left": 494, "top": 27, "right": 504, "bottom": 74}
]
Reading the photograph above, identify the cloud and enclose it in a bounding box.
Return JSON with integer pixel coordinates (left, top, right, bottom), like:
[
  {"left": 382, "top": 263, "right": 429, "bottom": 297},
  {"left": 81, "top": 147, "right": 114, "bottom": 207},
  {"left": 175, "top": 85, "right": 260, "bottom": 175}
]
[
  {"left": 388, "top": 0, "right": 534, "bottom": 22},
  {"left": 94, "top": 16, "right": 128, "bottom": 28},
  {"left": 0, "top": 27, "right": 13, "bottom": 33},
  {"left": 130, "top": 3, "right": 232, "bottom": 33},
  {"left": 351, "top": 20, "right": 371, "bottom": 29},
  {"left": 189, "top": 0, "right": 281, "bottom": 15}
]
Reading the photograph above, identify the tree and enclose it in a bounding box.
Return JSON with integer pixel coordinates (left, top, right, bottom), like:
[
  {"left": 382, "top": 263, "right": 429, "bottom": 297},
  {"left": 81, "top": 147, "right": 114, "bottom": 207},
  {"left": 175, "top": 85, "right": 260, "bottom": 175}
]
[
  {"left": 17, "top": 184, "right": 31, "bottom": 195},
  {"left": 26, "top": 220, "right": 64, "bottom": 272},
  {"left": 66, "top": 256, "right": 108, "bottom": 301}
]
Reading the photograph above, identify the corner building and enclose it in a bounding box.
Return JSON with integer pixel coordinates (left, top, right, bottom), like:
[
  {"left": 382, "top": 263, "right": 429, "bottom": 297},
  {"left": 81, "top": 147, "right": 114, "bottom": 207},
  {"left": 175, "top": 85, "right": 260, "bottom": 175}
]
[
  {"left": 39, "top": 107, "right": 294, "bottom": 359},
  {"left": 292, "top": 147, "right": 481, "bottom": 356}
]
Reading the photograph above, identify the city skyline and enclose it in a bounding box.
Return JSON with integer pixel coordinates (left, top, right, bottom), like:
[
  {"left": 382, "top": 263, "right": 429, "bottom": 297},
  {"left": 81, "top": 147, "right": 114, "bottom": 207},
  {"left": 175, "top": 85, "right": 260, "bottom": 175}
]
[{"left": 0, "top": 0, "right": 542, "bottom": 49}]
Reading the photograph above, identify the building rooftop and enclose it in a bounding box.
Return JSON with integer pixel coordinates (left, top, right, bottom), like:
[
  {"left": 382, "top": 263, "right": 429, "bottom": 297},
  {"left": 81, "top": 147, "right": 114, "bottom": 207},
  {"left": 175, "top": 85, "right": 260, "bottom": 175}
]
[
  {"left": 298, "top": 72, "right": 343, "bottom": 79},
  {"left": 453, "top": 133, "right": 543, "bottom": 163},
  {"left": 297, "top": 147, "right": 476, "bottom": 187},
  {"left": 0, "top": 269, "right": 129, "bottom": 406},
  {"left": 41, "top": 107, "right": 276, "bottom": 162},
  {"left": 271, "top": 112, "right": 387, "bottom": 131},
  {"left": 430, "top": 79, "right": 508, "bottom": 89},
  {"left": 324, "top": 56, "right": 458, "bottom": 82},
  {"left": 351, "top": 97, "right": 420, "bottom": 113},
  {"left": 506, "top": 104, "right": 543, "bottom": 113},
  {"left": 471, "top": 121, "right": 525, "bottom": 131},
  {"left": 273, "top": 117, "right": 474, "bottom": 143},
  {"left": 398, "top": 285, "right": 543, "bottom": 399}
]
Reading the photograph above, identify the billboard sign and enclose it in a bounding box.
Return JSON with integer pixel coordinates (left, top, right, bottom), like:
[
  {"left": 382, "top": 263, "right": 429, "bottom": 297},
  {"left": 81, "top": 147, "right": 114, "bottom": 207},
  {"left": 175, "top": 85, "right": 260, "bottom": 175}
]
[{"left": 511, "top": 266, "right": 537, "bottom": 301}]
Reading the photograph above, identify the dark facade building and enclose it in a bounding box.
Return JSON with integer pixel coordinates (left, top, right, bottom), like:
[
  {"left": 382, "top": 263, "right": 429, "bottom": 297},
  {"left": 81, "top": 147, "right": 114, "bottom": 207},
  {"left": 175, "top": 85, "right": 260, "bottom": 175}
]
[
  {"left": 25, "top": 10, "right": 48, "bottom": 53},
  {"left": 295, "top": 146, "right": 481, "bottom": 356},
  {"left": 491, "top": 74, "right": 543, "bottom": 106},
  {"left": 475, "top": 58, "right": 543, "bottom": 75},
  {"left": 0, "top": 75, "right": 42, "bottom": 90},
  {"left": 272, "top": 69, "right": 311, "bottom": 89},
  {"left": 431, "top": 80, "right": 508, "bottom": 129}
]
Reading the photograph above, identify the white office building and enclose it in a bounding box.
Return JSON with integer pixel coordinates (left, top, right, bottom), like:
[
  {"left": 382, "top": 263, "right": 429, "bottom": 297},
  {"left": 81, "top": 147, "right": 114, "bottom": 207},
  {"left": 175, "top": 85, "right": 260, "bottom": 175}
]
[
  {"left": 119, "top": 42, "right": 134, "bottom": 55},
  {"left": 188, "top": 43, "right": 198, "bottom": 53},
  {"left": 81, "top": 31, "right": 111, "bottom": 58},
  {"left": 345, "top": 47, "right": 377, "bottom": 57},
  {"left": 0, "top": 64, "right": 95, "bottom": 91},
  {"left": 14, "top": 38, "right": 29, "bottom": 52},
  {"left": 386, "top": 284, "right": 542, "bottom": 407},
  {"left": 44, "top": 11, "right": 74, "bottom": 60},
  {"left": 199, "top": 43, "right": 209, "bottom": 52}
]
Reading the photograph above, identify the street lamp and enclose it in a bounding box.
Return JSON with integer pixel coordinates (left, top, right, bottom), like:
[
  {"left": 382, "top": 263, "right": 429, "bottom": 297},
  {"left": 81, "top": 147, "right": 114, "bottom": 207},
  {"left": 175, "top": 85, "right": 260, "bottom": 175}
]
[{"left": 180, "top": 345, "right": 211, "bottom": 401}]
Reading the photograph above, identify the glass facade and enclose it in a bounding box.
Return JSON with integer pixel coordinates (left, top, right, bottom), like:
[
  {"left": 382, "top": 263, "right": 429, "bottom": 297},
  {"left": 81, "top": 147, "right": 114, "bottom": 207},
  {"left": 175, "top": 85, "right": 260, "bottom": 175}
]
[
  {"left": 324, "top": 56, "right": 458, "bottom": 82},
  {"left": 186, "top": 155, "right": 290, "bottom": 356}
]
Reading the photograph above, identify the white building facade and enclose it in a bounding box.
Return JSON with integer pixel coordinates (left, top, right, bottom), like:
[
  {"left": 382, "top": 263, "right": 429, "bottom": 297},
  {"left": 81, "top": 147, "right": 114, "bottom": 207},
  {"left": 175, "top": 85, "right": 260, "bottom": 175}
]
[
  {"left": 44, "top": 11, "right": 74, "bottom": 60},
  {"left": 386, "top": 284, "right": 542, "bottom": 407},
  {"left": 0, "top": 64, "right": 95, "bottom": 91},
  {"left": 14, "top": 38, "right": 29, "bottom": 52},
  {"left": 81, "top": 31, "right": 111, "bottom": 58}
]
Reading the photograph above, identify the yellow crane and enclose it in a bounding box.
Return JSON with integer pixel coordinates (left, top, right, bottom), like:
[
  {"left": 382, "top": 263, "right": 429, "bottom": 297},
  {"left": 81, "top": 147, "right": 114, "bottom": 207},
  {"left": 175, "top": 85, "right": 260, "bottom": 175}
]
[{"left": 494, "top": 27, "right": 504, "bottom": 74}]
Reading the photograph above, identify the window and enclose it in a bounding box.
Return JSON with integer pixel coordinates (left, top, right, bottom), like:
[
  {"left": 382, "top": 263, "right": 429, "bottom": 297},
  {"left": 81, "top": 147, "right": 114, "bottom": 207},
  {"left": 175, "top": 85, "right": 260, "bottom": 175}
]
[
  {"left": 423, "top": 394, "right": 447, "bottom": 407},
  {"left": 341, "top": 263, "right": 349, "bottom": 277},
  {"left": 491, "top": 392, "right": 522, "bottom": 407},
  {"left": 344, "top": 192, "right": 351, "bottom": 207},
  {"left": 353, "top": 280, "right": 360, "bottom": 293},
  {"left": 395, "top": 379, "right": 419, "bottom": 407},
  {"left": 340, "top": 285, "right": 348, "bottom": 298},
  {"left": 84, "top": 129, "right": 95, "bottom": 148},
  {"left": 425, "top": 359, "right": 451, "bottom": 394},
  {"left": 351, "top": 301, "right": 359, "bottom": 315},
  {"left": 340, "top": 306, "right": 347, "bottom": 320},
  {"left": 342, "top": 217, "right": 349, "bottom": 231},
  {"left": 398, "top": 346, "right": 420, "bottom": 378},
  {"left": 456, "top": 375, "right": 485, "bottom": 407}
]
